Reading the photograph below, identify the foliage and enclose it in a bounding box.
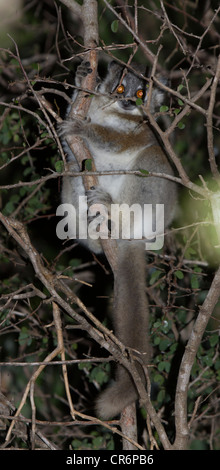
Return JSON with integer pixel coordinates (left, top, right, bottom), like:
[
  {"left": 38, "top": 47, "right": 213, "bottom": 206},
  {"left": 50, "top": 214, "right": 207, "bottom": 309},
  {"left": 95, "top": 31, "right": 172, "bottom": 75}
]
[{"left": 0, "top": 0, "right": 220, "bottom": 451}]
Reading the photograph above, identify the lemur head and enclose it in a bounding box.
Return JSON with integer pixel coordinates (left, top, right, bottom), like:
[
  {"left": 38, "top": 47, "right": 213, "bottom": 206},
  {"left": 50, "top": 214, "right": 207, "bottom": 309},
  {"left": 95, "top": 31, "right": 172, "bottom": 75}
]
[{"left": 99, "top": 61, "right": 164, "bottom": 112}]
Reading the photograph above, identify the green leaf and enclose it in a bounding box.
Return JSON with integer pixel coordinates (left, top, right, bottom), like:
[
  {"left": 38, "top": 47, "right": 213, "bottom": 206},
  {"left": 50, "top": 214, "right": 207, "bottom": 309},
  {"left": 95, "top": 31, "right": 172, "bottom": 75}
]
[
  {"left": 157, "top": 389, "right": 166, "bottom": 403},
  {"left": 89, "top": 364, "right": 110, "bottom": 385},
  {"left": 149, "top": 269, "right": 162, "bottom": 285},
  {"left": 153, "top": 321, "right": 161, "bottom": 329},
  {"left": 85, "top": 158, "right": 92, "bottom": 171},
  {"left": 177, "top": 84, "right": 184, "bottom": 92},
  {"left": 136, "top": 97, "right": 143, "bottom": 106},
  {"left": 78, "top": 362, "right": 92, "bottom": 371},
  {"left": 174, "top": 270, "right": 184, "bottom": 279},
  {"left": 23, "top": 167, "right": 32, "bottom": 177},
  {"left": 111, "top": 20, "right": 119, "bottom": 33},
  {"left": 177, "top": 121, "right": 185, "bottom": 130},
  {"left": 55, "top": 160, "right": 64, "bottom": 173},
  {"left": 203, "top": 355, "right": 213, "bottom": 367},
  {"left": 161, "top": 319, "right": 171, "bottom": 334},
  {"left": 160, "top": 105, "right": 169, "bottom": 112},
  {"left": 153, "top": 336, "right": 161, "bottom": 346},
  {"left": 190, "top": 440, "right": 208, "bottom": 450},
  {"left": 4, "top": 201, "right": 15, "bottom": 215},
  {"left": 158, "top": 361, "right": 170, "bottom": 373},
  {"left": 13, "top": 134, "right": 20, "bottom": 143},
  {"left": 154, "top": 373, "right": 164, "bottom": 385},
  {"left": 159, "top": 338, "right": 170, "bottom": 351},
  {"left": 19, "top": 326, "right": 32, "bottom": 346},
  {"left": 191, "top": 274, "right": 199, "bottom": 289},
  {"left": 209, "top": 334, "right": 219, "bottom": 347},
  {"left": 139, "top": 169, "right": 149, "bottom": 176},
  {"left": 178, "top": 98, "right": 184, "bottom": 106},
  {"left": 92, "top": 436, "right": 104, "bottom": 449}
]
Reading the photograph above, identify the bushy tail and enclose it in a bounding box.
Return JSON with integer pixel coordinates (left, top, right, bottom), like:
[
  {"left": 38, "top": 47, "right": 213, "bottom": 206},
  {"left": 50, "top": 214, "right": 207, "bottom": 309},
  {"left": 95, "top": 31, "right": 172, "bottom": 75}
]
[
  {"left": 96, "top": 368, "right": 138, "bottom": 420},
  {"left": 96, "top": 243, "right": 149, "bottom": 419}
]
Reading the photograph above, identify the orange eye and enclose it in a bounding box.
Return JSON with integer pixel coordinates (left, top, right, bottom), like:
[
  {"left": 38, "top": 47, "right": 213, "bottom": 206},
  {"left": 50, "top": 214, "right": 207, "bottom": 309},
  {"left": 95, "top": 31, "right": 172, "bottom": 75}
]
[
  {"left": 116, "top": 85, "right": 124, "bottom": 94},
  {"left": 136, "top": 89, "right": 144, "bottom": 99}
]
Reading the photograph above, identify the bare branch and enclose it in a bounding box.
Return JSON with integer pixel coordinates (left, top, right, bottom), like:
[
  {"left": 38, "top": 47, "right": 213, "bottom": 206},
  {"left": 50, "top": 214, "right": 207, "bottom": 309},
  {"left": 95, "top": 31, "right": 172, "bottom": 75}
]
[{"left": 174, "top": 265, "right": 220, "bottom": 449}]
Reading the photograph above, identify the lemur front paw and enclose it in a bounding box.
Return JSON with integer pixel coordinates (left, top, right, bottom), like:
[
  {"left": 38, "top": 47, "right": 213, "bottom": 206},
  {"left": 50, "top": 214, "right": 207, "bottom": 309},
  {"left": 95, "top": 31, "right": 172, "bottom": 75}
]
[
  {"left": 86, "top": 187, "right": 113, "bottom": 234},
  {"left": 76, "top": 61, "right": 92, "bottom": 84},
  {"left": 86, "top": 187, "right": 113, "bottom": 206},
  {"left": 58, "top": 117, "right": 86, "bottom": 138}
]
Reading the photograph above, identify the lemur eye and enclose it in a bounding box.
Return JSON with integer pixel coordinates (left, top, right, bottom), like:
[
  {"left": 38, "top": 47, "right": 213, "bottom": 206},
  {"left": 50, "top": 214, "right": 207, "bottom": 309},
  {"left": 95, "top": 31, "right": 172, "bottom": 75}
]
[
  {"left": 116, "top": 85, "right": 125, "bottom": 94},
  {"left": 136, "top": 89, "right": 144, "bottom": 99}
]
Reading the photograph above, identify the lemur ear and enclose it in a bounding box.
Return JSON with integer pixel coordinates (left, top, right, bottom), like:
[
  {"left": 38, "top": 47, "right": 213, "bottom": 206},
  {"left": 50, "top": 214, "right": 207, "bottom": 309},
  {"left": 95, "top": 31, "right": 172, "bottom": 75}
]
[
  {"left": 154, "top": 75, "right": 168, "bottom": 106},
  {"left": 108, "top": 60, "right": 118, "bottom": 70},
  {"left": 106, "top": 61, "right": 125, "bottom": 83},
  {"left": 108, "top": 60, "right": 117, "bottom": 68},
  {"left": 108, "top": 60, "right": 121, "bottom": 73}
]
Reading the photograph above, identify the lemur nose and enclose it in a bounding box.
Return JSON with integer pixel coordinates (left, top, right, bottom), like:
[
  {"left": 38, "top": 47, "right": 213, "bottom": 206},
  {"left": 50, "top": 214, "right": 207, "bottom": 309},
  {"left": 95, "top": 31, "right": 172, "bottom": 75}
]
[{"left": 120, "top": 99, "right": 135, "bottom": 110}]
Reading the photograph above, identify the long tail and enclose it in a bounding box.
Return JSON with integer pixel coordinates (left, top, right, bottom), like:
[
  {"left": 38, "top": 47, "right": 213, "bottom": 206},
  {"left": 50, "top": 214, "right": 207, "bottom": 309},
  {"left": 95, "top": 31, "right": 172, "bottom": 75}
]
[{"left": 96, "top": 243, "right": 149, "bottom": 419}]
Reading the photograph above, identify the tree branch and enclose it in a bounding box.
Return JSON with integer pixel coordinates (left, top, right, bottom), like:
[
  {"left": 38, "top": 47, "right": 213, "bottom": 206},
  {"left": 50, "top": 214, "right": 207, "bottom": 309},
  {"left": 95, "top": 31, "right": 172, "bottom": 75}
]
[
  {"left": 59, "top": 0, "right": 118, "bottom": 273},
  {"left": 173, "top": 265, "right": 220, "bottom": 449}
]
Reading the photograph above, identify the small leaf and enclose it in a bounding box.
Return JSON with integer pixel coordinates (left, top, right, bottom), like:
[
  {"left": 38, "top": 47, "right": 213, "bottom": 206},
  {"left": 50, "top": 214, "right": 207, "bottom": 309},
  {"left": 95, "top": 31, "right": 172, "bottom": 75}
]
[
  {"left": 203, "top": 356, "right": 213, "bottom": 367},
  {"left": 139, "top": 169, "right": 149, "bottom": 176},
  {"left": 177, "top": 84, "right": 184, "bottom": 92},
  {"left": 191, "top": 274, "right": 199, "bottom": 289},
  {"left": 111, "top": 20, "right": 119, "bottom": 33},
  {"left": 149, "top": 269, "right": 162, "bottom": 285},
  {"left": 85, "top": 158, "right": 93, "bottom": 171},
  {"left": 19, "top": 326, "right": 32, "bottom": 346},
  {"left": 136, "top": 97, "right": 143, "bottom": 106},
  {"left": 159, "top": 338, "right": 170, "bottom": 352},
  {"left": 4, "top": 201, "right": 14, "bottom": 215},
  {"left": 178, "top": 121, "right": 185, "bottom": 130},
  {"left": 90, "top": 366, "right": 109, "bottom": 385},
  {"left": 209, "top": 334, "right": 219, "bottom": 347},
  {"left": 13, "top": 134, "right": 20, "bottom": 143},
  {"left": 93, "top": 436, "right": 104, "bottom": 449},
  {"left": 55, "top": 160, "right": 64, "bottom": 173},
  {"left": 160, "top": 105, "right": 169, "bottom": 112},
  {"left": 153, "top": 336, "right": 161, "bottom": 346},
  {"left": 178, "top": 98, "right": 184, "bottom": 106},
  {"left": 78, "top": 362, "right": 92, "bottom": 371},
  {"left": 157, "top": 389, "right": 165, "bottom": 403},
  {"left": 174, "top": 270, "right": 184, "bottom": 279},
  {"left": 158, "top": 361, "right": 170, "bottom": 373},
  {"left": 154, "top": 373, "right": 164, "bottom": 385}
]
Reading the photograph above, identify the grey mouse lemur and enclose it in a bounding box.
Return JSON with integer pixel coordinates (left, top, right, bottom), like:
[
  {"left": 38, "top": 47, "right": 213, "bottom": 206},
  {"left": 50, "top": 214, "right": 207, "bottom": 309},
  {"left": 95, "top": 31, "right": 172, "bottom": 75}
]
[{"left": 59, "top": 60, "right": 177, "bottom": 419}]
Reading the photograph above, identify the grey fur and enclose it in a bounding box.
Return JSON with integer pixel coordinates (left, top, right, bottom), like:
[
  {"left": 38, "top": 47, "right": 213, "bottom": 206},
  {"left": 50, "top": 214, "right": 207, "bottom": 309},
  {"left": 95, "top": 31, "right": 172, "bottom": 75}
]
[{"left": 60, "top": 61, "right": 177, "bottom": 419}]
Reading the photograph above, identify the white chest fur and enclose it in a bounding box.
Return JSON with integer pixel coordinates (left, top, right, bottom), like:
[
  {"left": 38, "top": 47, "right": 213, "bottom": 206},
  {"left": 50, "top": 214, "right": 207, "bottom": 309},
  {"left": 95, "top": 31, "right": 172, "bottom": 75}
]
[{"left": 85, "top": 97, "right": 143, "bottom": 199}]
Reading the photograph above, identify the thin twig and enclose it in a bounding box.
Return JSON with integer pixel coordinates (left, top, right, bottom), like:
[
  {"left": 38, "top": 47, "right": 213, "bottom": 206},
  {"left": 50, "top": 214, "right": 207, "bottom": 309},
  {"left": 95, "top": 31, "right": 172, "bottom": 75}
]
[
  {"left": 52, "top": 302, "right": 76, "bottom": 419},
  {"left": 5, "top": 345, "right": 62, "bottom": 443}
]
